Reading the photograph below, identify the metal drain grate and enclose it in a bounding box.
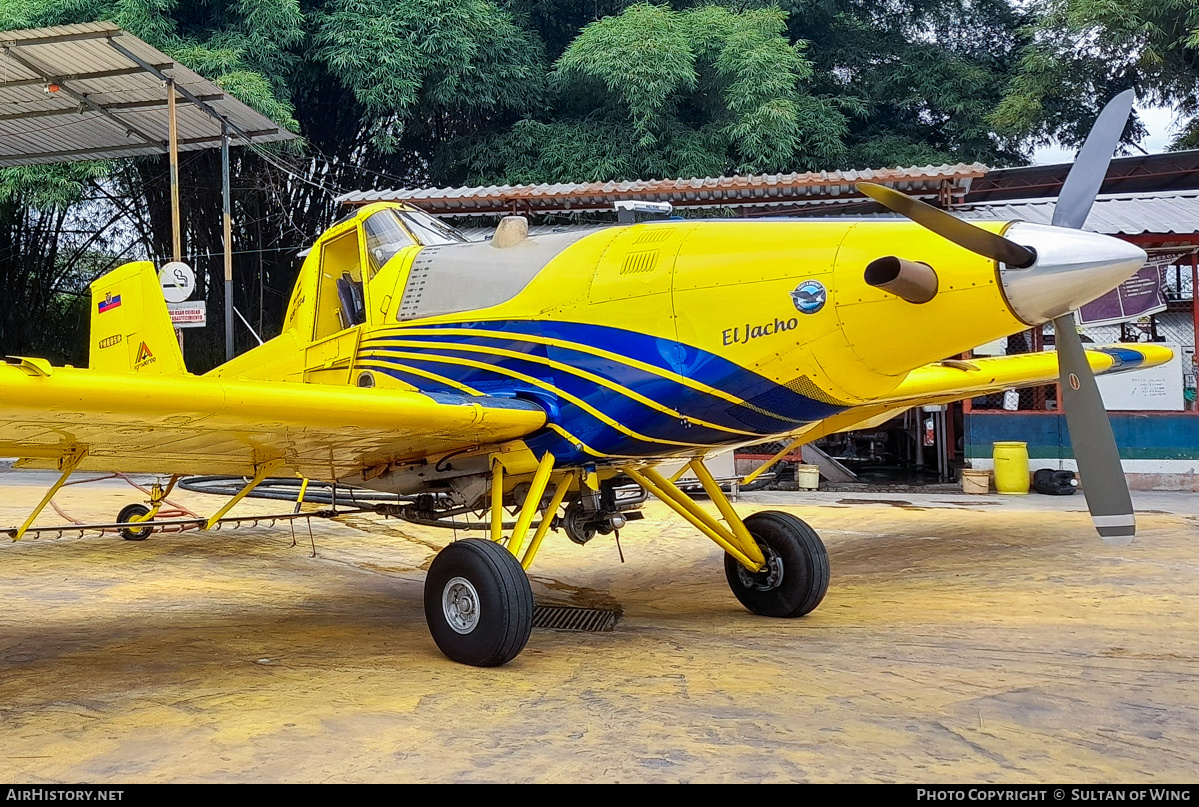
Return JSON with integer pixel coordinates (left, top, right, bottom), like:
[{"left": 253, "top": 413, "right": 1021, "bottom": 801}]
[{"left": 532, "top": 605, "right": 621, "bottom": 632}]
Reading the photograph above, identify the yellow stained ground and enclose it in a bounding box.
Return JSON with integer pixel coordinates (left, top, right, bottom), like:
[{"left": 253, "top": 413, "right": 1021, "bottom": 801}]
[{"left": 1, "top": 472, "right": 1197, "bottom": 783}]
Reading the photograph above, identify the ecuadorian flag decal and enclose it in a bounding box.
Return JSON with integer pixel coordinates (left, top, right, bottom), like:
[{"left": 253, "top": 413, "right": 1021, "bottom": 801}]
[{"left": 98, "top": 293, "right": 121, "bottom": 313}]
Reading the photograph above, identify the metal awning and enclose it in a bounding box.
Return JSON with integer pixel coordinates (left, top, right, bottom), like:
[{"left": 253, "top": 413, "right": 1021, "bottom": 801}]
[
  {"left": 956, "top": 190, "right": 1199, "bottom": 238},
  {"left": 336, "top": 163, "right": 988, "bottom": 216},
  {"left": 964, "top": 150, "right": 1199, "bottom": 204},
  {"left": 0, "top": 21, "right": 294, "bottom": 165}
]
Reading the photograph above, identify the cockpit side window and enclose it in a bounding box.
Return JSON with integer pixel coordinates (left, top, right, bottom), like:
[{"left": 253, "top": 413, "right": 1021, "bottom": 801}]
[
  {"left": 363, "top": 210, "right": 416, "bottom": 274},
  {"left": 399, "top": 208, "right": 469, "bottom": 246}
]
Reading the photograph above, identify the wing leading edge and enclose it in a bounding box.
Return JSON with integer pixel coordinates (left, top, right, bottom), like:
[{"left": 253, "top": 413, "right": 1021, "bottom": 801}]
[
  {"left": 0, "top": 364, "right": 546, "bottom": 478},
  {"left": 776, "top": 343, "right": 1174, "bottom": 445},
  {"left": 889, "top": 343, "right": 1174, "bottom": 404}
]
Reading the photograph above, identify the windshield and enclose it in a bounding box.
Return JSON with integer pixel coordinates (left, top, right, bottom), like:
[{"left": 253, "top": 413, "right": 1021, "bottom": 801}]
[
  {"left": 399, "top": 207, "right": 469, "bottom": 245},
  {"left": 363, "top": 210, "right": 416, "bottom": 274}
]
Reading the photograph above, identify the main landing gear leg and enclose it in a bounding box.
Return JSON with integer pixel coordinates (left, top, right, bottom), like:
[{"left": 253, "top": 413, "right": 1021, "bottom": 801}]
[
  {"left": 424, "top": 452, "right": 563, "bottom": 667},
  {"left": 625, "top": 460, "right": 829, "bottom": 618}
]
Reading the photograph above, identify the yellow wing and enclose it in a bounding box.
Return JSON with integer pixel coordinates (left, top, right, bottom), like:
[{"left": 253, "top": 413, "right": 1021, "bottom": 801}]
[
  {"left": 890, "top": 343, "right": 1174, "bottom": 402},
  {"left": 786, "top": 343, "right": 1175, "bottom": 443},
  {"left": 0, "top": 363, "right": 546, "bottom": 478}
]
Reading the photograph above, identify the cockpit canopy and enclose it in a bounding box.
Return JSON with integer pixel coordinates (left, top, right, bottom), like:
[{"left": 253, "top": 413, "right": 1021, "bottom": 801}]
[
  {"left": 290, "top": 203, "right": 475, "bottom": 342},
  {"left": 362, "top": 206, "right": 469, "bottom": 272}
]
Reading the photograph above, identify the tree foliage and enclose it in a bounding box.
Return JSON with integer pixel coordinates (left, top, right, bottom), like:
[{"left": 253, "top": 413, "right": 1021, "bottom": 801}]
[
  {"left": 776, "top": 0, "right": 1030, "bottom": 168},
  {"left": 992, "top": 0, "right": 1199, "bottom": 149},
  {"left": 466, "top": 3, "right": 847, "bottom": 181},
  {"left": 0, "top": 162, "right": 113, "bottom": 365}
]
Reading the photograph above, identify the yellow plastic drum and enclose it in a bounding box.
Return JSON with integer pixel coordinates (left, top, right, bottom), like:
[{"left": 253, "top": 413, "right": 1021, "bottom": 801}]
[{"left": 992, "top": 441, "right": 1030, "bottom": 495}]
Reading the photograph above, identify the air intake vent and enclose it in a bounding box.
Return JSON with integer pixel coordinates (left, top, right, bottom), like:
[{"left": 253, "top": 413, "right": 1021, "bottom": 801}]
[
  {"left": 533, "top": 605, "right": 621, "bottom": 632},
  {"left": 633, "top": 229, "right": 672, "bottom": 245},
  {"left": 620, "top": 250, "right": 659, "bottom": 275}
]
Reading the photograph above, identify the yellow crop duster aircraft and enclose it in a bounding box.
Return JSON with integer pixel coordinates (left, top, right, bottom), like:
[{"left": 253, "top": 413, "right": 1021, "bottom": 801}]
[{"left": 0, "top": 91, "right": 1173, "bottom": 666}]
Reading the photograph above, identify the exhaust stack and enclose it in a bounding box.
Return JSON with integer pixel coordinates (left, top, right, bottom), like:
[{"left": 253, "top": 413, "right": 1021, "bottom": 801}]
[{"left": 864, "top": 256, "right": 939, "bottom": 304}]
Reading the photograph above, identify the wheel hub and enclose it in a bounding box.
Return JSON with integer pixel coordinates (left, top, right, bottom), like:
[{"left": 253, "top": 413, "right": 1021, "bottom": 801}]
[
  {"left": 737, "top": 544, "right": 784, "bottom": 592},
  {"left": 563, "top": 503, "right": 597, "bottom": 545},
  {"left": 442, "top": 576, "right": 480, "bottom": 634}
]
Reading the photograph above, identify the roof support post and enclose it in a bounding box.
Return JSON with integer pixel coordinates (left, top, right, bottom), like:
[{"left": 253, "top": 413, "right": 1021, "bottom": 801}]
[
  {"left": 167, "top": 78, "right": 181, "bottom": 262},
  {"left": 1192, "top": 252, "right": 1198, "bottom": 408},
  {"left": 222, "top": 121, "right": 234, "bottom": 362}
]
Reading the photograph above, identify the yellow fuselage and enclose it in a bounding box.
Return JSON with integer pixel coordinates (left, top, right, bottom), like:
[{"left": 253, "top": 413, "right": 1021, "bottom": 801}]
[{"left": 212, "top": 204, "right": 1027, "bottom": 466}]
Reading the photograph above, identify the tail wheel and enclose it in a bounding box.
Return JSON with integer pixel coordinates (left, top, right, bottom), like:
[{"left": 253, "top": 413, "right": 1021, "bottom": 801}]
[
  {"left": 117, "top": 503, "right": 154, "bottom": 541},
  {"left": 424, "top": 538, "right": 534, "bottom": 667},
  {"left": 724, "top": 511, "right": 829, "bottom": 618}
]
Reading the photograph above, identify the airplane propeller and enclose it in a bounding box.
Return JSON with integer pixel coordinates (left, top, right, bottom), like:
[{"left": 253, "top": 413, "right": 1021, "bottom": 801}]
[
  {"left": 858, "top": 89, "right": 1139, "bottom": 544},
  {"left": 857, "top": 183, "right": 1037, "bottom": 268}
]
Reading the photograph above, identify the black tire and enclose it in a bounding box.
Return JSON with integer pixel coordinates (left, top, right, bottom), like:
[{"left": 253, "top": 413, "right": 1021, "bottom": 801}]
[
  {"left": 724, "top": 511, "right": 829, "bottom": 618},
  {"left": 117, "top": 503, "right": 153, "bottom": 541},
  {"left": 424, "top": 538, "right": 534, "bottom": 667}
]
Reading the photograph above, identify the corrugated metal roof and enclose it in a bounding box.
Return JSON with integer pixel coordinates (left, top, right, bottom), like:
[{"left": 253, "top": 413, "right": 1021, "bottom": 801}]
[
  {"left": 0, "top": 22, "right": 294, "bottom": 166},
  {"left": 965, "top": 150, "right": 1199, "bottom": 203},
  {"left": 456, "top": 221, "right": 609, "bottom": 242},
  {"left": 452, "top": 191, "right": 1199, "bottom": 244},
  {"left": 337, "top": 163, "right": 987, "bottom": 216},
  {"left": 955, "top": 190, "right": 1199, "bottom": 236}
]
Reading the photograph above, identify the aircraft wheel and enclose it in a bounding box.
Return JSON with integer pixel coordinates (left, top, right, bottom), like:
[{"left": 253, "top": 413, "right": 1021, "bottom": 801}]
[
  {"left": 117, "top": 503, "right": 154, "bottom": 541},
  {"left": 724, "top": 511, "right": 829, "bottom": 618},
  {"left": 424, "top": 538, "right": 534, "bottom": 667}
]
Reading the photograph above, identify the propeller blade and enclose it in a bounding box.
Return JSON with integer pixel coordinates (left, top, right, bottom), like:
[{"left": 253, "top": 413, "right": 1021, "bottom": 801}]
[
  {"left": 1052, "top": 89, "right": 1136, "bottom": 230},
  {"left": 1048, "top": 90, "right": 1138, "bottom": 542},
  {"left": 1053, "top": 313, "right": 1135, "bottom": 544},
  {"left": 857, "top": 183, "right": 1037, "bottom": 268}
]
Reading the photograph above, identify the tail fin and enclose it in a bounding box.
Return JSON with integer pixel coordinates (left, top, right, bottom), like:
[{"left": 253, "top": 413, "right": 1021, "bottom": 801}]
[{"left": 89, "top": 261, "right": 187, "bottom": 375}]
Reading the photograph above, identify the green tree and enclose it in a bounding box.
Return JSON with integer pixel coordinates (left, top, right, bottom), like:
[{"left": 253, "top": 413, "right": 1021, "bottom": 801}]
[
  {"left": 992, "top": 0, "right": 1199, "bottom": 149},
  {"left": 464, "top": 3, "right": 848, "bottom": 183},
  {"left": 777, "top": 0, "right": 1030, "bottom": 169},
  {"left": 0, "top": 163, "right": 111, "bottom": 365}
]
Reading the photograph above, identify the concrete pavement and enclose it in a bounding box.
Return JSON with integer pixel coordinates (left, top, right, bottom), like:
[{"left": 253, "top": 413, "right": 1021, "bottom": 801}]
[{"left": 1, "top": 470, "right": 1196, "bottom": 782}]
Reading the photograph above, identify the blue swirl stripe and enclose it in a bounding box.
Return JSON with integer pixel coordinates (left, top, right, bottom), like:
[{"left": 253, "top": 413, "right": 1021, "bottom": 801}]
[{"left": 358, "top": 320, "right": 849, "bottom": 459}]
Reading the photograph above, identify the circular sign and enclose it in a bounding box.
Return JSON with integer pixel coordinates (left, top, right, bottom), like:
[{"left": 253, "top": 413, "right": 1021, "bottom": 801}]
[
  {"left": 159, "top": 261, "right": 195, "bottom": 303},
  {"left": 790, "top": 280, "right": 827, "bottom": 314},
  {"left": 1069, "top": 373, "right": 1080, "bottom": 391}
]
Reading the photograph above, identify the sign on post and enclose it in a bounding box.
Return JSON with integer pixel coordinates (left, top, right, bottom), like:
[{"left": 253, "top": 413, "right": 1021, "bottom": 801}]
[
  {"left": 159, "top": 261, "right": 196, "bottom": 304},
  {"left": 168, "top": 301, "right": 207, "bottom": 329}
]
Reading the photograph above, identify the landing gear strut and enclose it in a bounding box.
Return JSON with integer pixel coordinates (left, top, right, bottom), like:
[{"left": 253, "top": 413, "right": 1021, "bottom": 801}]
[{"left": 626, "top": 460, "right": 829, "bottom": 620}]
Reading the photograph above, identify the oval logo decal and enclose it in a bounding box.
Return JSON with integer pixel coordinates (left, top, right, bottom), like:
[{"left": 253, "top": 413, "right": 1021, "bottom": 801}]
[{"left": 790, "top": 280, "right": 827, "bottom": 314}]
